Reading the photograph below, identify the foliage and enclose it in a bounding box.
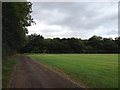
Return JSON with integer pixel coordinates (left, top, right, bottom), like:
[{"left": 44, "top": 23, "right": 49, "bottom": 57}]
[
  {"left": 20, "top": 34, "right": 119, "bottom": 54},
  {"left": 2, "top": 2, "right": 34, "bottom": 59}
]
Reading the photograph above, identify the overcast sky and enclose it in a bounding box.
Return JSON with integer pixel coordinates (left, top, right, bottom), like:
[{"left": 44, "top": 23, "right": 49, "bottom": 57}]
[{"left": 27, "top": 2, "right": 118, "bottom": 39}]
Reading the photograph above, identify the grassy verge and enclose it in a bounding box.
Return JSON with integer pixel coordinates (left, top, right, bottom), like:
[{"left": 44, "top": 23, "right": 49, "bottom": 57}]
[
  {"left": 28, "top": 54, "right": 118, "bottom": 88},
  {"left": 2, "top": 55, "right": 18, "bottom": 88}
]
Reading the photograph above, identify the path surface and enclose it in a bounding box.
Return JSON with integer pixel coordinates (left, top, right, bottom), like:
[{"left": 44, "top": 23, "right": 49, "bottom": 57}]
[{"left": 8, "top": 55, "right": 83, "bottom": 88}]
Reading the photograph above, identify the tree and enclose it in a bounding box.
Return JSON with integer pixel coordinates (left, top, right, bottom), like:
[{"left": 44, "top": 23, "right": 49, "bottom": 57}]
[
  {"left": 20, "top": 34, "right": 119, "bottom": 54},
  {"left": 87, "top": 35, "right": 103, "bottom": 53},
  {"left": 115, "top": 37, "right": 120, "bottom": 53},
  {"left": 2, "top": 2, "right": 34, "bottom": 59},
  {"left": 19, "top": 34, "right": 44, "bottom": 53},
  {"left": 103, "top": 38, "right": 118, "bottom": 53}
]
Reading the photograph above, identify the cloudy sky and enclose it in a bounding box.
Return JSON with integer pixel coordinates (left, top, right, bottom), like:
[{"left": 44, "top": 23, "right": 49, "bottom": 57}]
[{"left": 27, "top": 1, "right": 118, "bottom": 39}]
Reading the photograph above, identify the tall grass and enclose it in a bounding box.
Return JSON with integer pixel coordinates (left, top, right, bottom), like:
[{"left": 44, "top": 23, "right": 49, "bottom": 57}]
[{"left": 2, "top": 55, "right": 18, "bottom": 88}]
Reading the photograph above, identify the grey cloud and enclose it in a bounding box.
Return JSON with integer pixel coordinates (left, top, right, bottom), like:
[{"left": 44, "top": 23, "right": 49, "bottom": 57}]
[{"left": 29, "top": 2, "right": 118, "bottom": 39}]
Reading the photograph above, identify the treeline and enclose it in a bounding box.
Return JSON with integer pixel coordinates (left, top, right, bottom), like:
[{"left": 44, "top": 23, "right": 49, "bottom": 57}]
[
  {"left": 20, "top": 33, "right": 120, "bottom": 54},
  {"left": 2, "top": 2, "right": 34, "bottom": 59}
]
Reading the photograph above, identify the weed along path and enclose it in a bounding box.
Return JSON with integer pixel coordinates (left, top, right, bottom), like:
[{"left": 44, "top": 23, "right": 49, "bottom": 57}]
[{"left": 8, "top": 55, "right": 83, "bottom": 88}]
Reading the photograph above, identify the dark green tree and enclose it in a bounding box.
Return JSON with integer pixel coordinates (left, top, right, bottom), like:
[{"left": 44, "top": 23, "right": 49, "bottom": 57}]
[
  {"left": 103, "top": 38, "right": 118, "bottom": 53},
  {"left": 87, "top": 35, "right": 103, "bottom": 53},
  {"left": 2, "top": 2, "right": 34, "bottom": 59},
  {"left": 20, "top": 34, "right": 119, "bottom": 54},
  {"left": 19, "top": 34, "right": 44, "bottom": 53},
  {"left": 115, "top": 37, "right": 120, "bottom": 53}
]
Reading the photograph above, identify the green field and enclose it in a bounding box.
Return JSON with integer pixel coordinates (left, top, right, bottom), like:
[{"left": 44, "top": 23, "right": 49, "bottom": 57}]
[{"left": 28, "top": 54, "right": 118, "bottom": 88}]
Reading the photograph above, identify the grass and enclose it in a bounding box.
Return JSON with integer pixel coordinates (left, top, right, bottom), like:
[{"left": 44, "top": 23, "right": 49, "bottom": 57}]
[
  {"left": 28, "top": 54, "right": 118, "bottom": 88},
  {"left": 2, "top": 55, "right": 18, "bottom": 88}
]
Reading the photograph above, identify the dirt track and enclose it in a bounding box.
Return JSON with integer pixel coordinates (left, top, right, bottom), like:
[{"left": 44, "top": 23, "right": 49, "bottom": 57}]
[{"left": 8, "top": 55, "right": 84, "bottom": 88}]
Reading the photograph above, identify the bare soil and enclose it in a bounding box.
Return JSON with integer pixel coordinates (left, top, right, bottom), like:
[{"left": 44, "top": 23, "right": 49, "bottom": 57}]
[{"left": 8, "top": 55, "right": 84, "bottom": 88}]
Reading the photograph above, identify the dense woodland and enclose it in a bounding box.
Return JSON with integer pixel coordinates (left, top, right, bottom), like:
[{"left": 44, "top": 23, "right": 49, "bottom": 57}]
[{"left": 19, "top": 34, "right": 120, "bottom": 54}]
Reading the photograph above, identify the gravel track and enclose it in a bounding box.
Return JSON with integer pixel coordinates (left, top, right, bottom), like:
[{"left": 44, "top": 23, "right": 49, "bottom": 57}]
[{"left": 8, "top": 55, "right": 84, "bottom": 89}]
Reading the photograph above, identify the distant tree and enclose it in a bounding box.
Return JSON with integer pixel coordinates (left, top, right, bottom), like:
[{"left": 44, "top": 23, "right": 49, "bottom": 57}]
[
  {"left": 103, "top": 38, "right": 118, "bottom": 53},
  {"left": 20, "top": 34, "right": 118, "bottom": 54},
  {"left": 67, "top": 38, "right": 84, "bottom": 53},
  {"left": 49, "top": 38, "right": 63, "bottom": 53},
  {"left": 20, "top": 34, "right": 44, "bottom": 53},
  {"left": 115, "top": 37, "right": 120, "bottom": 53},
  {"left": 61, "top": 38, "right": 71, "bottom": 53},
  {"left": 87, "top": 35, "right": 103, "bottom": 53}
]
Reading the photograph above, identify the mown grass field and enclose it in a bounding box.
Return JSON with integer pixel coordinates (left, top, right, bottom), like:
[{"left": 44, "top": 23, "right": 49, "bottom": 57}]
[{"left": 29, "top": 54, "right": 118, "bottom": 88}]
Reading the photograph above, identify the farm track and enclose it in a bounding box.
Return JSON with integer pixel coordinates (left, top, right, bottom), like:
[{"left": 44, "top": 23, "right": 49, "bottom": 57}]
[{"left": 8, "top": 55, "right": 84, "bottom": 88}]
